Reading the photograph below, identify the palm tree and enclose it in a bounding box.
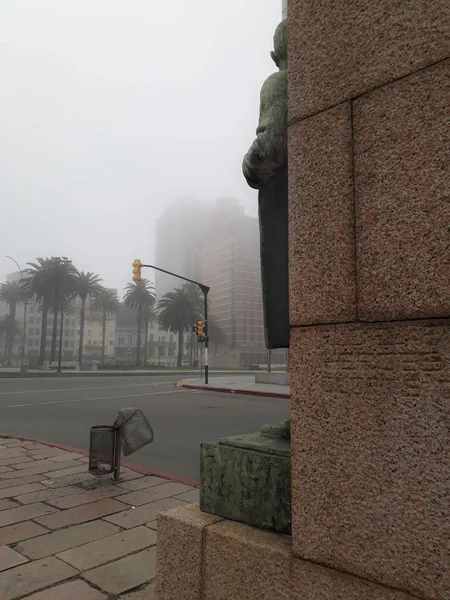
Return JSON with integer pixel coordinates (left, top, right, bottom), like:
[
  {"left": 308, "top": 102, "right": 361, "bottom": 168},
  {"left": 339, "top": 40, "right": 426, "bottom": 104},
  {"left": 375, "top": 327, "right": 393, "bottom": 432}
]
[
  {"left": 0, "top": 281, "right": 24, "bottom": 366},
  {"left": 90, "top": 288, "right": 120, "bottom": 365},
  {"left": 158, "top": 285, "right": 202, "bottom": 367},
  {"left": 142, "top": 305, "right": 158, "bottom": 365},
  {"left": 75, "top": 271, "right": 102, "bottom": 367},
  {"left": 21, "top": 257, "right": 77, "bottom": 365},
  {"left": 124, "top": 280, "right": 156, "bottom": 366},
  {"left": 0, "top": 315, "right": 21, "bottom": 362}
]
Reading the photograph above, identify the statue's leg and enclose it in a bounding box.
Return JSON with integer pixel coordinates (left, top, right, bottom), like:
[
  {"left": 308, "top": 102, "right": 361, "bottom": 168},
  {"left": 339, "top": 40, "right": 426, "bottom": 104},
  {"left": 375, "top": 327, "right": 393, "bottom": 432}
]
[{"left": 258, "top": 168, "right": 289, "bottom": 349}]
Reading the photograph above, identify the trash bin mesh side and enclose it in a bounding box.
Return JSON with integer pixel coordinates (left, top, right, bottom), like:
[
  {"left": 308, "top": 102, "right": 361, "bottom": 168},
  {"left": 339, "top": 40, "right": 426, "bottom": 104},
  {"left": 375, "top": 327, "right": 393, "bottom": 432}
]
[{"left": 89, "top": 426, "right": 116, "bottom": 474}]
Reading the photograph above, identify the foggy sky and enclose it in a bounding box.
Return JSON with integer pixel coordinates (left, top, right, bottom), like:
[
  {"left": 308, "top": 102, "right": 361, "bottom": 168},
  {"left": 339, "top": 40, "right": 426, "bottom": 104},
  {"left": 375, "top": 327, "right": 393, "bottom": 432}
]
[{"left": 0, "top": 0, "right": 281, "bottom": 294}]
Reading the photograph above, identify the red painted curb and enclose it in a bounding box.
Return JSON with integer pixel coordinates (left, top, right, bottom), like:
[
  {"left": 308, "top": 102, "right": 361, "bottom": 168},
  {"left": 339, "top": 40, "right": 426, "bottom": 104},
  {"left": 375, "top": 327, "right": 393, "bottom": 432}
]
[
  {"left": 182, "top": 383, "right": 289, "bottom": 400},
  {"left": 0, "top": 433, "right": 199, "bottom": 487}
]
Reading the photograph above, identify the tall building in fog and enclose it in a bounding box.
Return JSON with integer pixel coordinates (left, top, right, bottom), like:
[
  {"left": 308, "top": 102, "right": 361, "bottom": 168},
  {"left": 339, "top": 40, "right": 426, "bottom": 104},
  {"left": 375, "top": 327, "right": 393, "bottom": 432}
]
[
  {"left": 155, "top": 198, "right": 213, "bottom": 299},
  {"left": 201, "top": 198, "right": 266, "bottom": 366}
]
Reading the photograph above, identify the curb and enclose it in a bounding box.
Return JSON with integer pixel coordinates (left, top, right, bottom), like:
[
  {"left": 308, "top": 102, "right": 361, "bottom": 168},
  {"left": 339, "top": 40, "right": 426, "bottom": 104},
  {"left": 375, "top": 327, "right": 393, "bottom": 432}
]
[
  {"left": 181, "top": 383, "right": 290, "bottom": 400},
  {"left": 0, "top": 370, "right": 254, "bottom": 379},
  {"left": 0, "top": 433, "right": 199, "bottom": 487}
]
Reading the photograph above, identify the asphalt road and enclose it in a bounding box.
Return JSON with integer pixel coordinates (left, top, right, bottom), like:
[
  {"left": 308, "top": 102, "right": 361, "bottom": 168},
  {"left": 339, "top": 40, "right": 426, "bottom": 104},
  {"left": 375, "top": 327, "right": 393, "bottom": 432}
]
[{"left": 0, "top": 375, "right": 289, "bottom": 481}]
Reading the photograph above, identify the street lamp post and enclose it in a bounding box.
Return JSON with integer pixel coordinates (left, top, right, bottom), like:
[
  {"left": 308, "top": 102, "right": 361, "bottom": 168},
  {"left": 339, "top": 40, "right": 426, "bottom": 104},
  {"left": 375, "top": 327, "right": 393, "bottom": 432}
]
[
  {"left": 140, "top": 263, "right": 210, "bottom": 384},
  {"left": 5, "top": 256, "right": 27, "bottom": 372}
]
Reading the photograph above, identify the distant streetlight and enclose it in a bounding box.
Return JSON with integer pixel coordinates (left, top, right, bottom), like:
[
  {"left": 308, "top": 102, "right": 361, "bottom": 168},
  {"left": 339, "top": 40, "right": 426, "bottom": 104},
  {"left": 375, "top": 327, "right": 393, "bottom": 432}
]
[{"left": 5, "top": 256, "right": 27, "bottom": 373}]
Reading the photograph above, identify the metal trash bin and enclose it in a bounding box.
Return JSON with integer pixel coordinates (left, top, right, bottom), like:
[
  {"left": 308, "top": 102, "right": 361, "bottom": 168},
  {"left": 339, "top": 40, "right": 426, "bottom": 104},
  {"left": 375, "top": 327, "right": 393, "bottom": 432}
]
[{"left": 89, "top": 425, "right": 119, "bottom": 477}]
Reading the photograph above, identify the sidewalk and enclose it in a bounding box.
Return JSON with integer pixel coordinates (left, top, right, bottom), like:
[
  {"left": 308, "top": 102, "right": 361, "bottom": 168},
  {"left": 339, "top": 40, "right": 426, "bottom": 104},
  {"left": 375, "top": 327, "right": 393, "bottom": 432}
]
[
  {"left": 181, "top": 375, "right": 290, "bottom": 399},
  {"left": 0, "top": 436, "right": 198, "bottom": 599}
]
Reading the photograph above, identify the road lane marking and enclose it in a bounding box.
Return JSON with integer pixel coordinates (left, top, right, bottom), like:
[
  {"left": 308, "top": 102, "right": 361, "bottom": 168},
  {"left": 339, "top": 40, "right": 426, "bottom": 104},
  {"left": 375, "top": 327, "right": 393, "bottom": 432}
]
[
  {"left": 2, "top": 389, "right": 187, "bottom": 408},
  {"left": 0, "top": 381, "right": 175, "bottom": 396}
]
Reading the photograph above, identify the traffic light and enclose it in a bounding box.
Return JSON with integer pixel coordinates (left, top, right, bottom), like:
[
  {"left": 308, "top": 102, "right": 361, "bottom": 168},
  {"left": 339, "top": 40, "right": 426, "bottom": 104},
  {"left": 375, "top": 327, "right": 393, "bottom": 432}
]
[
  {"left": 132, "top": 259, "right": 142, "bottom": 281},
  {"left": 197, "top": 320, "right": 204, "bottom": 337},
  {"left": 193, "top": 320, "right": 204, "bottom": 337}
]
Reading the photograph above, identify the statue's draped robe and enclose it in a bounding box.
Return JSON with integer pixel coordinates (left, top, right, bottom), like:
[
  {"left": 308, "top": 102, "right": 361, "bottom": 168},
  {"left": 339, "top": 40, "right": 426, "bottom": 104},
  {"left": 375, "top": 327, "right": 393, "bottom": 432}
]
[{"left": 243, "top": 70, "right": 289, "bottom": 349}]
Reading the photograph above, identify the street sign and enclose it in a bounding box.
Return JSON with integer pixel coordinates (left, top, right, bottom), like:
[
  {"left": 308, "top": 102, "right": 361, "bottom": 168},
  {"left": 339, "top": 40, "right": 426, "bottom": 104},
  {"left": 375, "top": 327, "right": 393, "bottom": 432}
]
[{"left": 197, "top": 335, "right": 209, "bottom": 343}]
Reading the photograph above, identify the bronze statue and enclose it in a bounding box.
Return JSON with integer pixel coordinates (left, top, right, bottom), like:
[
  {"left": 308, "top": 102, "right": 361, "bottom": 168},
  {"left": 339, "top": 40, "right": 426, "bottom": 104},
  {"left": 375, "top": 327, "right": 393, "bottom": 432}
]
[{"left": 243, "top": 19, "right": 289, "bottom": 350}]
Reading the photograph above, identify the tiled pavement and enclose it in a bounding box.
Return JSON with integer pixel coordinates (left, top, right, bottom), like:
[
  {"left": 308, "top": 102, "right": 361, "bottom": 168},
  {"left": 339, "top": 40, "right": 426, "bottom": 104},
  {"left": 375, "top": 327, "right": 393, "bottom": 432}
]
[{"left": 0, "top": 436, "right": 199, "bottom": 599}]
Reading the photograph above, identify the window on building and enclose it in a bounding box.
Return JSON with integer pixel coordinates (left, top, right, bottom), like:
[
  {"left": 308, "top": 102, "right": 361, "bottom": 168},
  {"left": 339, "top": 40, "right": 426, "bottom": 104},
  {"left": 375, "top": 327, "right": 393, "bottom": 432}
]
[
  {"left": 64, "top": 340, "right": 69, "bottom": 348},
  {"left": 28, "top": 328, "right": 34, "bottom": 335},
  {"left": 35, "top": 339, "right": 39, "bottom": 346},
  {"left": 149, "top": 334, "right": 154, "bottom": 342},
  {"left": 77, "top": 330, "right": 80, "bottom": 335},
  {"left": 30, "top": 305, "right": 36, "bottom": 314},
  {"left": 35, "top": 328, "right": 40, "bottom": 337},
  {"left": 109, "top": 340, "right": 114, "bottom": 346}
]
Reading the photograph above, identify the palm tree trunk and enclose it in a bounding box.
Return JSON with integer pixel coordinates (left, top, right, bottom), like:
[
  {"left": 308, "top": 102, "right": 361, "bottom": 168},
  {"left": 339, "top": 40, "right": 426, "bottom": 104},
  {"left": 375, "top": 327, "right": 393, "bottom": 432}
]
[
  {"left": 102, "top": 310, "right": 106, "bottom": 365},
  {"left": 39, "top": 296, "right": 50, "bottom": 365},
  {"left": 143, "top": 318, "right": 149, "bottom": 365},
  {"left": 136, "top": 304, "right": 142, "bottom": 366},
  {"left": 50, "top": 306, "right": 58, "bottom": 363},
  {"left": 177, "top": 330, "right": 184, "bottom": 367},
  {"left": 78, "top": 299, "right": 86, "bottom": 367},
  {"left": 6, "top": 303, "right": 16, "bottom": 367}
]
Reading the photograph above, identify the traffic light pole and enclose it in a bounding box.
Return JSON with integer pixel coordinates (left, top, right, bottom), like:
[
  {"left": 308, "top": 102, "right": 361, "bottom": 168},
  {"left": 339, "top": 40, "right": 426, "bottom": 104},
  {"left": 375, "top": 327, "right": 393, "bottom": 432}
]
[{"left": 141, "top": 264, "right": 210, "bottom": 384}]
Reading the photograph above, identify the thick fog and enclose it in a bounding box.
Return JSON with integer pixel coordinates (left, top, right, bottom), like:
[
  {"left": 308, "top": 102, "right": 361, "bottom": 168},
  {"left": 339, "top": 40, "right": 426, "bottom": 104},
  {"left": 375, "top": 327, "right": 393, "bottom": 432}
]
[{"left": 0, "top": 0, "right": 281, "bottom": 290}]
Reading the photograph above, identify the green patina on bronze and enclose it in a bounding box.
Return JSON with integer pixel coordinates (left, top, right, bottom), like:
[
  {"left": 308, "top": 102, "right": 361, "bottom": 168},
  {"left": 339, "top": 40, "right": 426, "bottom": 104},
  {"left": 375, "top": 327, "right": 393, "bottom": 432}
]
[{"left": 200, "top": 433, "right": 291, "bottom": 534}]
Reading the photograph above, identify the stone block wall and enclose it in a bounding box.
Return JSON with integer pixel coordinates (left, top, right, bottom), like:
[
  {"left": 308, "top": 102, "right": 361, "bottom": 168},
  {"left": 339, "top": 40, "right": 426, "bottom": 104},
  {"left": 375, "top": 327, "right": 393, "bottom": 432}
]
[{"left": 288, "top": 2, "right": 449, "bottom": 599}]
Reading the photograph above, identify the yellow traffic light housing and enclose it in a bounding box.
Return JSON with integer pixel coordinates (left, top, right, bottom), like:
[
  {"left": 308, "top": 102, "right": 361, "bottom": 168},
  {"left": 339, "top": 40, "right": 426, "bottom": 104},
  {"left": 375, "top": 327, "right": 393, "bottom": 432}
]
[
  {"left": 197, "top": 320, "right": 204, "bottom": 337},
  {"left": 132, "top": 259, "right": 142, "bottom": 281}
]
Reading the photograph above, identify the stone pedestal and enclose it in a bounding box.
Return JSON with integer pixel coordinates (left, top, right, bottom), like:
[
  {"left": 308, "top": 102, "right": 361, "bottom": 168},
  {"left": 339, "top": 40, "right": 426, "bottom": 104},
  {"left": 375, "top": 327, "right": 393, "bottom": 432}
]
[{"left": 200, "top": 433, "right": 291, "bottom": 534}]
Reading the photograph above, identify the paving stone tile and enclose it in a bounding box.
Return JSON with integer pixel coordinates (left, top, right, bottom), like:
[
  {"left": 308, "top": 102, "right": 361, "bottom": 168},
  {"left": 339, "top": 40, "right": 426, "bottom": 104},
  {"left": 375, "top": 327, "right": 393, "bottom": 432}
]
[
  {"left": 46, "top": 485, "right": 128, "bottom": 509},
  {"left": 13, "top": 485, "right": 81, "bottom": 505},
  {"left": 118, "top": 468, "right": 144, "bottom": 481},
  {"left": 0, "top": 556, "right": 77, "bottom": 600},
  {"left": 0, "top": 460, "right": 81, "bottom": 479},
  {"left": 0, "top": 502, "right": 56, "bottom": 527},
  {"left": 44, "top": 464, "right": 87, "bottom": 478},
  {"left": 42, "top": 472, "right": 94, "bottom": 488},
  {"left": 0, "top": 499, "right": 18, "bottom": 511},
  {"left": 13, "top": 458, "right": 72, "bottom": 470},
  {"left": 105, "top": 498, "right": 185, "bottom": 529},
  {"left": 0, "top": 455, "right": 34, "bottom": 467},
  {"left": 49, "top": 452, "right": 84, "bottom": 462},
  {"left": 0, "top": 466, "right": 13, "bottom": 474},
  {"left": 116, "top": 483, "right": 191, "bottom": 507},
  {"left": 0, "top": 546, "right": 29, "bottom": 571},
  {"left": 15, "top": 520, "right": 120, "bottom": 559},
  {"left": 0, "top": 449, "right": 27, "bottom": 460},
  {"left": 83, "top": 547, "right": 156, "bottom": 595},
  {"left": 27, "top": 449, "right": 75, "bottom": 460},
  {"left": 0, "top": 475, "right": 43, "bottom": 491},
  {"left": 174, "top": 489, "right": 200, "bottom": 503},
  {"left": 0, "top": 521, "right": 48, "bottom": 546},
  {"left": 0, "top": 482, "right": 46, "bottom": 500},
  {"left": 119, "top": 581, "right": 156, "bottom": 600},
  {"left": 24, "top": 579, "right": 106, "bottom": 600},
  {"left": 117, "top": 476, "right": 168, "bottom": 492},
  {"left": 36, "top": 498, "right": 128, "bottom": 530},
  {"left": 58, "top": 525, "right": 156, "bottom": 570},
  {"left": 145, "top": 521, "right": 157, "bottom": 530}
]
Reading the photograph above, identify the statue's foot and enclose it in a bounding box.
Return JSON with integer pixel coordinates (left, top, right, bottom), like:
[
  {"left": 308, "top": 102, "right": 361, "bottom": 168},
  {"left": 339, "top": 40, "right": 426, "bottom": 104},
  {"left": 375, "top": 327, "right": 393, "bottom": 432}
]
[{"left": 261, "top": 418, "right": 290, "bottom": 441}]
